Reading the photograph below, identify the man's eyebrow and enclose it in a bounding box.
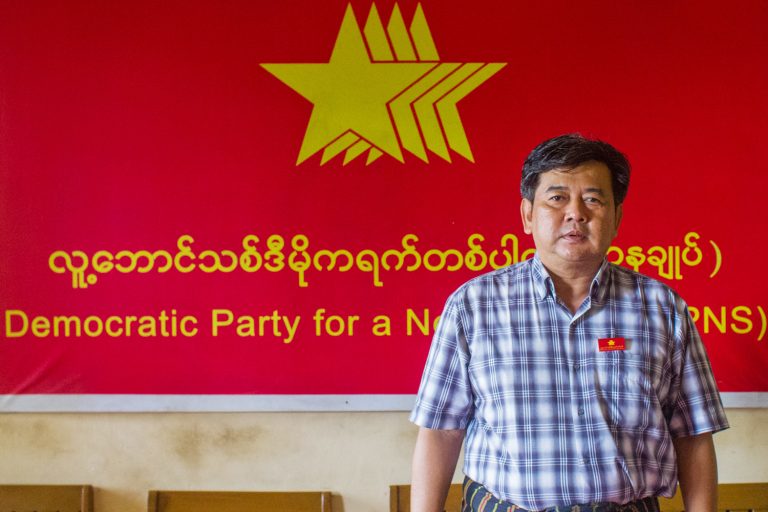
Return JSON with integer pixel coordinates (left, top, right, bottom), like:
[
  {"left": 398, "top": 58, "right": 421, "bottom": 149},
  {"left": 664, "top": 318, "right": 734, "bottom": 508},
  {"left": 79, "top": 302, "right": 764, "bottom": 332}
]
[{"left": 541, "top": 185, "right": 606, "bottom": 196}]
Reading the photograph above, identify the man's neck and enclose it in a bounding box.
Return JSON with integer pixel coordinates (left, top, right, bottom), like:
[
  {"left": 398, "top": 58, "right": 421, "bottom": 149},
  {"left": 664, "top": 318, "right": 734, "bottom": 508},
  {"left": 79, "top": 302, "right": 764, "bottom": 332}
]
[{"left": 541, "top": 259, "right": 603, "bottom": 314}]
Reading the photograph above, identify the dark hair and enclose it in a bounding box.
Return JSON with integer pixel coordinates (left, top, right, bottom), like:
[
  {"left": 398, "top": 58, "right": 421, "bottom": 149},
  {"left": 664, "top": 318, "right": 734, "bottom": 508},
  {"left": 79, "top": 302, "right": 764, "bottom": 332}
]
[{"left": 520, "top": 134, "right": 631, "bottom": 205}]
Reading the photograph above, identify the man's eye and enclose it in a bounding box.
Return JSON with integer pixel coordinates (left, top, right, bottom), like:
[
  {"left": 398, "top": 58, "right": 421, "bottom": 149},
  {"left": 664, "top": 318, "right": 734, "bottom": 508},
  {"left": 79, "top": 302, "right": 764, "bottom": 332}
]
[
  {"left": 549, "top": 195, "right": 563, "bottom": 201},
  {"left": 584, "top": 197, "right": 602, "bottom": 204}
]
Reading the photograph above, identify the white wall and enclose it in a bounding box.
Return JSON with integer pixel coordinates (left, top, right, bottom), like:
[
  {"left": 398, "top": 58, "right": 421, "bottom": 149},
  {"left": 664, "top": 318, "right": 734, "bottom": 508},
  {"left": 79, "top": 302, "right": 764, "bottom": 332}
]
[{"left": 0, "top": 409, "right": 766, "bottom": 512}]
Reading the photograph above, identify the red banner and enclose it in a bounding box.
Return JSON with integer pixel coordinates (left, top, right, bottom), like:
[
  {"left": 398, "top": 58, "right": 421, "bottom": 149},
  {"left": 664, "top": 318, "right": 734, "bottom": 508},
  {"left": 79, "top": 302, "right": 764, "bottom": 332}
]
[{"left": 1, "top": 0, "right": 766, "bottom": 408}]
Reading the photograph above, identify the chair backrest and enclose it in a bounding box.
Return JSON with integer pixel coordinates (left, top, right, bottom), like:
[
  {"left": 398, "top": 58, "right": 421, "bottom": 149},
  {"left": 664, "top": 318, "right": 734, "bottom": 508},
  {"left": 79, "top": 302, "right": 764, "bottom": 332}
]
[
  {"left": 390, "top": 484, "right": 463, "bottom": 512},
  {"left": 147, "top": 490, "right": 332, "bottom": 512},
  {"left": 0, "top": 484, "right": 93, "bottom": 512},
  {"left": 392, "top": 482, "right": 768, "bottom": 512},
  {"left": 659, "top": 483, "right": 768, "bottom": 512}
]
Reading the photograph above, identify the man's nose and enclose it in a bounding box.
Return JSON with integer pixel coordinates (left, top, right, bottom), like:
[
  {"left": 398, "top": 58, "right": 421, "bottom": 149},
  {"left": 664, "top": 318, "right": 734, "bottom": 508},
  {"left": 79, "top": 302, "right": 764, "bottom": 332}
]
[{"left": 564, "top": 198, "right": 588, "bottom": 222}]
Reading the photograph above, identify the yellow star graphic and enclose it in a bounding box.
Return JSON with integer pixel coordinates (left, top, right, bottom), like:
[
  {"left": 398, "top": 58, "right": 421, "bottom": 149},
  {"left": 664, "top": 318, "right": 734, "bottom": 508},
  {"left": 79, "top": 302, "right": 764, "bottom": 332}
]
[{"left": 261, "top": 5, "right": 435, "bottom": 164}]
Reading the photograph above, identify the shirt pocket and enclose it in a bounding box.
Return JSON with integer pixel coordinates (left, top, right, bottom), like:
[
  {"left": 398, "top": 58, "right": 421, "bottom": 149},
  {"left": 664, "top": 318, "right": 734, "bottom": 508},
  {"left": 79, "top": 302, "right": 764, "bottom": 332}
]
[{"left": 593, "top": 352, "right": 655, "bottom": 430}]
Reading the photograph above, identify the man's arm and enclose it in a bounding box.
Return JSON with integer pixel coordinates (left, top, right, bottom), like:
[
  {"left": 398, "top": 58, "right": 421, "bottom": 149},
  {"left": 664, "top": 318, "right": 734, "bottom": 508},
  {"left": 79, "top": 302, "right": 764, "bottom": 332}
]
[
  {"left": 672, "top": 432, "right": 718, "bottom": 512},
  {"left": 411, "top": 427, "right": 466, "bottom": 512}
]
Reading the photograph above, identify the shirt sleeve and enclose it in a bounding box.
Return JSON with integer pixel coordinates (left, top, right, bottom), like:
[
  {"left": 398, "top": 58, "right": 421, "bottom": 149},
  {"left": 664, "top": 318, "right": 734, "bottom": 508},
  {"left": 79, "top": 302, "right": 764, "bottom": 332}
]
[
  {"left": 666, "top": 296, "right": 730, "bottom": 438},
  {"left": 410, "top": 290, "right": 475, "bottom": 430}
]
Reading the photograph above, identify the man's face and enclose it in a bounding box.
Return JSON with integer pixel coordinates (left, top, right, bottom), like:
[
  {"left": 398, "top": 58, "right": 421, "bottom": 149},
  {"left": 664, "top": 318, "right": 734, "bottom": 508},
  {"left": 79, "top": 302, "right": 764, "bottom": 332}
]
[{"left": 520, "top": 161, "right": 622, "bottom": 275}]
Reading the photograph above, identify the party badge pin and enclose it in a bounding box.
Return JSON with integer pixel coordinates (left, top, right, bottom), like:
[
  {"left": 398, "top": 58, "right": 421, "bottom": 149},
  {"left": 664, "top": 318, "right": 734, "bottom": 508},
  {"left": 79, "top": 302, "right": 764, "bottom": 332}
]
[{"left": 598, "top": 337, "right": 626, "bottom": 352}]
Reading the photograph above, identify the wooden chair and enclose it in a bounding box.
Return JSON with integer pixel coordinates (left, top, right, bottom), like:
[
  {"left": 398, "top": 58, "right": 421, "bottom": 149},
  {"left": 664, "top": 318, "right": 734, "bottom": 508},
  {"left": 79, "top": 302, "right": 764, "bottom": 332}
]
[
  {"left": 147, "top": 490, "right": 332, "bottom": 512},
  {"left": 391, "top": 482, "right": 768, "bottom": 512},
  {"left": 0, "top": 484, "right": 93, "bottom": 512},
  {"left": 659, "top": 483, "right": 768, "bottom": 512}
]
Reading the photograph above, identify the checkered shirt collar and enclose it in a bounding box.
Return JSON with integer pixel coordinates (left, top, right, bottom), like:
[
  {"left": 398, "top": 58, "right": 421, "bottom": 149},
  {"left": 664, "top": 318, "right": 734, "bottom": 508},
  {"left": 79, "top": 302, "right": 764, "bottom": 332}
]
[{"left": 530, "top": 254, "right": 612, "bottom": 305}]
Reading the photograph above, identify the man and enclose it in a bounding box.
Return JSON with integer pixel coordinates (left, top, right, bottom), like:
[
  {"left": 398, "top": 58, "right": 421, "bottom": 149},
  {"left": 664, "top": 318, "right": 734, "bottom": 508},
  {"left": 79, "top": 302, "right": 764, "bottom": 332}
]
[{"left": 410, "top": 134, "right": 728, "bottom": 512}]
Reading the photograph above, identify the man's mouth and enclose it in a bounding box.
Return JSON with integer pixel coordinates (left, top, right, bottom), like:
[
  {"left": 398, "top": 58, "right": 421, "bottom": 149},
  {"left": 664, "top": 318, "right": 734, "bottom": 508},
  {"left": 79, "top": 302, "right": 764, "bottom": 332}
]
[{"left": 561, "top": 230, "right": 587, "bottom": 241}]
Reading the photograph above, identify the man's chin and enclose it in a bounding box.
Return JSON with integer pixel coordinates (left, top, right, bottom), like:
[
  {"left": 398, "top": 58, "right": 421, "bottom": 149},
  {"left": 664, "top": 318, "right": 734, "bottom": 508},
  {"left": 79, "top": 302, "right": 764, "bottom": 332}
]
[{"left": 550, "top": 251, "right": 605, "bottom": 268}]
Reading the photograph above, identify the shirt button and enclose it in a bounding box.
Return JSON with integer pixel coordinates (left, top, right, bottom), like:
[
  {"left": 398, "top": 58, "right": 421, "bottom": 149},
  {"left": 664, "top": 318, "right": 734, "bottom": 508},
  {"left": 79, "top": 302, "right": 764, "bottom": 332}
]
[
  {"left": 573, "top": 363, "right": 581, "bottom": 370},
  {"left": 577, "top": 407, "right": 585, "bottom": 416}
]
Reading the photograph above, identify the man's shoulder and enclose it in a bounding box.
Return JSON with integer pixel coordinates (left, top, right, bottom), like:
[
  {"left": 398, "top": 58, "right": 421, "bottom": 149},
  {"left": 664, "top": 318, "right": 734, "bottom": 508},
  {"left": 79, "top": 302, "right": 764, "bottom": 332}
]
[
  {"left": 448, "top": 259, "right": 533, "bottom": 302},
  {"left": 607, "top": 262, "right": 685, "bottom": 304}
]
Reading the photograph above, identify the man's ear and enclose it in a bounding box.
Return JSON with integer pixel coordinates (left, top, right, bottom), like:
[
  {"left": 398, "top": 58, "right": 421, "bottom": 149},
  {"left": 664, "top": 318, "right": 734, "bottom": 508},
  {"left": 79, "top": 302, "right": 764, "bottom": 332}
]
[
  {"left": 520, "top": 198, "right": 533, "bottom": 234},
  {"left": 614, "top": 203, "right": 623, "bottom": 236}
]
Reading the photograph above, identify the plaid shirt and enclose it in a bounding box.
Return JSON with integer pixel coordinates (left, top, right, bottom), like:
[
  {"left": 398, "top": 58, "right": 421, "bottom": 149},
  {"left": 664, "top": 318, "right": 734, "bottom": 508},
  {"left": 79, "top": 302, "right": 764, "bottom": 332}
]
[{"left": 410, "top": 256, "right": 729, "bottom": 510}]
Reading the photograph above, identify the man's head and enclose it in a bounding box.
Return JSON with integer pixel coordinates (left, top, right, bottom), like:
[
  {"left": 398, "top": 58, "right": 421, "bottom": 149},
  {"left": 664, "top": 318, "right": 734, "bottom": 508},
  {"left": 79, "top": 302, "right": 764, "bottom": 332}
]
[
  {"left": 519, "top": 134, "right": 630, "bottom": 276},
  {"left": 520, "top": 134, "right": 630, "bottom": 205}
]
